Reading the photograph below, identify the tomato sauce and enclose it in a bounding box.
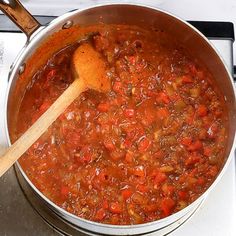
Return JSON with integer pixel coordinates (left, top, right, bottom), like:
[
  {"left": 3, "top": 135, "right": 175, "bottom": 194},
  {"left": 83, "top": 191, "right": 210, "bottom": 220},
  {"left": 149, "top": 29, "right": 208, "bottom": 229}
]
[{"left": 16, "top": 25, "right": 228, "bottom": 225}]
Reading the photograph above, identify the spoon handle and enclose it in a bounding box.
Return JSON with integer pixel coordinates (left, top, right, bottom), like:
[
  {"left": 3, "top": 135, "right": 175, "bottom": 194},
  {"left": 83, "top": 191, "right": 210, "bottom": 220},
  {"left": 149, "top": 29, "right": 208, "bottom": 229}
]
[{"left": 0, "top": 78, "right": 86, "bottom": 177}]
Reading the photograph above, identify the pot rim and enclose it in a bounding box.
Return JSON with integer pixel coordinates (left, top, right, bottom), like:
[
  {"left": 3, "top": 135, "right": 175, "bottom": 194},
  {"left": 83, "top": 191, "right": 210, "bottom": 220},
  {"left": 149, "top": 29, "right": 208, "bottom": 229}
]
[{"left": 4, "top": 2, "right": 236, "bottom": 232}]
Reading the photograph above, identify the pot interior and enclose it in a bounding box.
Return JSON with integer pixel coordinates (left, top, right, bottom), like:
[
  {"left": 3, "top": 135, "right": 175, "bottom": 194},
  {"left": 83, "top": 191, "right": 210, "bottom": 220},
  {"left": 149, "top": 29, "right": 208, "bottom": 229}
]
[{"left": 5, "top": 4, "right": 236, "bottom": 235}]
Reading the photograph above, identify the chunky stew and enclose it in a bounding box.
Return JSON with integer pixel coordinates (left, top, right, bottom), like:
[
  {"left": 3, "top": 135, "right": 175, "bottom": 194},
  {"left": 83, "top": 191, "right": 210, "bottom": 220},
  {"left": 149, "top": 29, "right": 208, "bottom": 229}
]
[{"left": 16, "top": 25, "right": 228, "bottom": 225}]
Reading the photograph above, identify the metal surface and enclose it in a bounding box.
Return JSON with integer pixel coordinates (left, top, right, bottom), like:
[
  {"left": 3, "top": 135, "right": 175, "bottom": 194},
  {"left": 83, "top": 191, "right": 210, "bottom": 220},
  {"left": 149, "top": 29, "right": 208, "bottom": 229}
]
[
  {"left": 0, "top": 3, "right": 236, "bottom": 236},
  {"left": 0, "top": 0, "right": 40, "bottom": 38}
]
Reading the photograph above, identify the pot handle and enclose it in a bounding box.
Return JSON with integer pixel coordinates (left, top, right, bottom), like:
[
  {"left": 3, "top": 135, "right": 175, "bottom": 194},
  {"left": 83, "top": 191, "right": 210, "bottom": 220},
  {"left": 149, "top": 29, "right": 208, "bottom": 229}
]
[
  {"left": 234, "top": 66, "right": 236, "bottom": 83},
  {"left": 0, "top": 0, "right": 41, "bottom": 38}
]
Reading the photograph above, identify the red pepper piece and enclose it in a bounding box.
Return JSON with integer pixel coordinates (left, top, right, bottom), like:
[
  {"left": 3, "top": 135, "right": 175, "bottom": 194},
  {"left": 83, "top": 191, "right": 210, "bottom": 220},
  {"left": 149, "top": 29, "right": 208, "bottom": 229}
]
[
  {"left": 144, "top": 203, "right": 159, "bottom": 213},
  {"left": 187, "top": 140, "right": 203, "bottom": 151},
  {"left": 133, "top": 165, "right": 145, "bottom": 177},
  {"left": 162, "top": 184, "right": 175, "bottom": 196},
  {"left": 94, "top": 208, "right": 106, "bottom": 221},
  {"left": 75, "top": 146, "right": 92, "bottom": 164},
  {"left": 39, "top": 101, "right": 50, "bottom": 112},
  {"left": 60, "top": 185, "right": 69, "bottom": 197},
  {"left": 208, "top": 166, "right": 218, "bottom": 177},
  {"left": 197, "top": 104, "right": 208, "bottom": 117},
  {"left": 113, "top": 81, "right": 122, "bottom": 93},
  {"left": 181, "top": 75, "right": 193, "bottom": 83},
  {"left": 121, "top": 189, "right": 133, "bottom": 200},
  {"left": 102, "top": 199, "right": 109, "bottom": 209},
  {"left": 203, "top": 146, "right": 213, "bottom": 157},
  {"left": 153, "top": 150, "right": 164, "bottom": 159},
  {"left": 138, "top": 137, "right": 150, "bottom": 152},
  {"left": 110, "top": 202, "right": 123, "bottom": 214},
  {"left": 153, "top": 171, "right": 167, "bottom": 186},
  {"left": 125, "top": 151, "right": 134, "bottom": 163},
  {"left": 160, "top": 197, "right": 175, "bottom": 217},
  {"left": 103, "top": 139, "right": 116, "bottom": 151},
  {"left": 197, "top": 177, "right": 206, "bottom": 185},
  {"left": 124, "top": 108, "right": 135, "bottom": 118},
  {"left": 181, "top": 137, "right": 192, "bottom": 146},
  {"left": 178, "top": 190, "right": 189, "bottom": 200},
  {"left": 156, "top": 108, "right": 169, "bottom": 120},
  {"left": 97, "top": 102, "right": 110, "bottom": 112},
  {"left": 156, "top": 92, "right": 170, "bottom": 104},
  {"left": 136, "top": 184, "right": 148, "bottom": 193},
  {"left": 185, "top": 153, "right": 201, "bottom": 166}
]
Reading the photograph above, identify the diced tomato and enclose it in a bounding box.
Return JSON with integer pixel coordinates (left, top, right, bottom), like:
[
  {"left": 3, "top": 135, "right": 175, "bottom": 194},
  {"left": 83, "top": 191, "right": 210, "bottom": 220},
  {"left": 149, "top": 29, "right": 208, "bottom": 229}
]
[
  {"left": 197, "top": 105, "right": 208, "bottom": 117},
  {"left": 122, "top": 138, "right": 131, "bottom": 149},
  {"left": 113, "top": 81, "right": 122, "bottom": 93},
  {"left": 121, "top": 189, "right": 133, "bottom": 200},
  {"left": 185, "top": 153, "right": 201, "bottom": 166},
  {"left": 127, "top": 55, "right": 136, "bottom": 65},
  {"left": 199, "top": 128, "right": 207, "bottom": 140},
  {"left": 39, "top": 101, "right": 50, "bottom": 112},
  {"left": 98, "top": 102, "right": 110, "bottom": 112},
  {"left": 208, "top": 165, "right": 218, "bottom": 177},
  {"left": 181, "top": 137, "right": 192, "bottom": 146},
  {"left": 133, "top": 165, "right": 145, "bottom": 177},
  {"left": 94, "top": 208, "right": 106, "bottom": 221},
  {"left": 156, "top": 108, "right": 169, "bottom": 120},
  {"left": 197, "top": 177, "right": 206, "bottom": 185},
  {"left": 67, "top": 131, "right": 81, "bottom": 146},
  {"left": 136, "top": 184, "right": 148, "bottom": 193},
  {"left": 141, "top": 114, "right": 156, "bottom": 126},
  {"left": 186, "top": 114, "right": 194, "bottom": 125},
  {"left": 97, "top": 170, "right": 109, "bottom": 183},
  {"left": 160, "top": 197, "right": 175, "bottom": 217},
  {"left": 124, "top": 108, "right": 135, "bottom": 118},
  {"left": 110, "top": 202, "right": 123, "bottom": 214},
  {"left": 156, "top": 92, "right": 170, "bottom": 104},
  {"left": 187, "top": 140, "right": 203, "bottom": 151},
  {"left": 203, "top": 146, "right": 213, "bottom": 157},
  {"left": 135, "top": 62, "right": 146, "bottom": 72},
  {"left": 162, "top": 184, "right": 175, "bottom": 196},
  {"left": 75, "top": 146, "right": 92, "bottom": 164},
  {"left": 181, "top": 75, "right": 193, "bottom": 83},
  {"left": 153, "top": 171, "right": 167, "bottom": 186},
  {"left": 102, "top": 199, "right": 109, "bottom": 209},
  {"left": 147, "top": 90, "right": 157, "bottom": 97},
  {"left": 178, "top": 190, "right": 189, "bottom": 201},
  {"left": 60, "top": 185, "right": 69, "bottom": 197},
  {"left": 138, "top": 137, "right": 150, "bottom": 152},
  {"left": 77, "top": 153, "right": 91, "bottom": 164},
  {"left": 144, "top": 203, "right": 159, "bottom": 213},
  {"left": 125, "top": 151, "right": 134, "bottom": 163},
  {"left": 103, "top": 139, "right": 116, "bottom": 151},
  {"left": 153, "top": 150, "right": 164, "bottom": 159}
]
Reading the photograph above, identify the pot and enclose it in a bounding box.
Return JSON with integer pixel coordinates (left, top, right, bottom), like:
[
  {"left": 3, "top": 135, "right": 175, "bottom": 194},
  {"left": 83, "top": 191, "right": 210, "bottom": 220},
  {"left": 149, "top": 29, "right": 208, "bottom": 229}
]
[{"left": 0, "top": 1, "right": 235, "bottom": 235}]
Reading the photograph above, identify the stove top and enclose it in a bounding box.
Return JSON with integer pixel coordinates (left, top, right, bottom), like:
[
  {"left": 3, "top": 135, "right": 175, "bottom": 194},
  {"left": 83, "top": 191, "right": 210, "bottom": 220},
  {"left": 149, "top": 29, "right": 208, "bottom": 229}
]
[{"left": 0, "top": 16, "right": 235, "bottom": 236}]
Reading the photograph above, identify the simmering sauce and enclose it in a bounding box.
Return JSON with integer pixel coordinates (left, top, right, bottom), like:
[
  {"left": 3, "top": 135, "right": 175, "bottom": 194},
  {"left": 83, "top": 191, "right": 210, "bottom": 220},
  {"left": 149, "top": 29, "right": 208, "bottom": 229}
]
[{"left": 16, "top": 25, "right": 228, "bottom": 225}]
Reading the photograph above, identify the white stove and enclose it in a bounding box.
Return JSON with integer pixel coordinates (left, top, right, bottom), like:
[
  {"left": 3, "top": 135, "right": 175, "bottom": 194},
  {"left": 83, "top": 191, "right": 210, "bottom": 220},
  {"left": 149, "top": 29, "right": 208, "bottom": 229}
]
[{"left": 0, "top": 2, "right": 235, "bottom": 236}]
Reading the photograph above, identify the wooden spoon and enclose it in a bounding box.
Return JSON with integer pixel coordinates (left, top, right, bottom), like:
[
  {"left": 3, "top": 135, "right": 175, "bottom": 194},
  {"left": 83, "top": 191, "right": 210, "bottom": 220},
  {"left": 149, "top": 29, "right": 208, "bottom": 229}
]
[{"left": 0, "top": 43, "right": 110, "bottom": 177}]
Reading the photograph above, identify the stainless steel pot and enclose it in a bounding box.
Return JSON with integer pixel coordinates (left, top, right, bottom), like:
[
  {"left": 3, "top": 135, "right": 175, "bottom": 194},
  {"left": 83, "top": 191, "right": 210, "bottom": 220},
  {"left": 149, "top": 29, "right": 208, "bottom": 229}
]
[{"left": 0, "top": 1, "right": 235, "bottom": 235}]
